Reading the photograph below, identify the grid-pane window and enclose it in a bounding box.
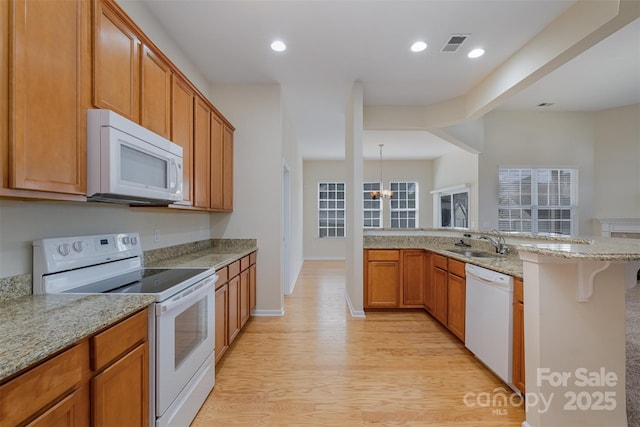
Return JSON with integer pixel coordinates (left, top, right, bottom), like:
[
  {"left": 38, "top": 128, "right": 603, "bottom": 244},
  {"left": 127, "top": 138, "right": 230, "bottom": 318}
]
[
  {"left": 363, "top": 182, "right": 382, "bottom": 228},
  {"left": 498, "top": 168, "right": 576, "bottom": 235},
  {"left": 390, "top": 182, "right": 418, "bottom": 228},
  {"left": 318, "top": 182, "right": 345, "bottom": 238}
]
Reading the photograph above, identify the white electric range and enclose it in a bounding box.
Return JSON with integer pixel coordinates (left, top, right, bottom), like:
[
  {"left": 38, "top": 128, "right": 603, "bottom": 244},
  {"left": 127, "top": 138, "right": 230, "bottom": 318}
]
[{"left": 32, "top": 232, "right": 217, "bottom": 427}]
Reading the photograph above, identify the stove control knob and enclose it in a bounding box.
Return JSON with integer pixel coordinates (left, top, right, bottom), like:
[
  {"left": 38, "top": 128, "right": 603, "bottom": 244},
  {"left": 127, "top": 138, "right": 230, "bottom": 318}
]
[
  {"left": 72, "top": 241, "right": 83, "bottom": 253},
  {"left": 130, "top": 236, "right": 138, "bottom": 246},
  {"left": 57, "top": 243, "right": 71, "bottom": 256},
  {"left": 122, "top": 236, "right": 130, "bottom": 245}
]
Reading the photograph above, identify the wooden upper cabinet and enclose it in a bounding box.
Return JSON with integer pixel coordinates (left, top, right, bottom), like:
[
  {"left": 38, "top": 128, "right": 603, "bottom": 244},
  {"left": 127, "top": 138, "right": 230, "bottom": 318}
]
[
  {"left": 193, "top": 97, "right": 211, "bottom": 208},
  {"left": 210, "top": 113, "right": 224, "bottom": 210},
  {"left": 93, "top": 0, "right": 140, "bottom": 122},
  {"left": 171, "top": 76, "right": 194, "bottom": 204},
  {"left": 140, "top": 45, "right": 171, "bottom": 139},
  {"left": 6, "top": 0, "right": 89, "bottom": 196},
  {"left": 222, "top": 124, "right": 234, "bottom": 211}
]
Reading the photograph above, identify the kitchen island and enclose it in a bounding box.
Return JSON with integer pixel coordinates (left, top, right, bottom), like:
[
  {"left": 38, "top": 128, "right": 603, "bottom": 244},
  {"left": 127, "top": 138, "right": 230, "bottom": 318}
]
[{"left": 365, "top": 229, "right": 640, "bottom": 427}]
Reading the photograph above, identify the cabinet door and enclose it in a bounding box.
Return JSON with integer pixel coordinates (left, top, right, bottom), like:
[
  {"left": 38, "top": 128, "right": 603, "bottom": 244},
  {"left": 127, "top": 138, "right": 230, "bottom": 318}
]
[
  {"left": 433, "top": 267, "right": 448, "bottom": 324},
  {"left": 93, "top": 0, "right": 140, "bottom": 121},
  {"left": 92, "top": 342, "right": 149, "bottom": 427},
  {"left": 215, "top": 284, "right": 229, "bottom": 363},
  {"left": 171, "top": 76, "right": 194, "bottom": 204},
  {"left": 193, "top": 97, "right": 211, "bottom": 208},
  {"left": 249, "top": 262, "right": 257, "bottom": 313},
  {"left": 513, "top": 278, "right": 525, "bottom": 393},
  {"left": 423, "top": 252, "right": 435, "bottom": 312},
  {"left": 140, "top": 44, "right": 171, "bottom": 138},
  {"left": 366, "top": 260, "right": 400, "bottom": 308},
  {"left": 240, "top": 268, "right": 250, "bottom": 327},
  {"left": 447, "top": 273, "right": 466, "bottom": 341},
  {"left": 27, "top": 388, "right": 89, "bottom": 427},
  {"left": 222, "top": 124, "right": 234, "bottom": 211},
  {"left": 9, "top": 0, "right": 89, "bottom": 195},
  {"left": 210, "top": 113, "right": 224, "bottom": 209},
  {"left": 402, "top": 250, "right": 424, "bottom": 307},
  {"left": 228, "top": 275, "right": 241, "bottom": 344}
]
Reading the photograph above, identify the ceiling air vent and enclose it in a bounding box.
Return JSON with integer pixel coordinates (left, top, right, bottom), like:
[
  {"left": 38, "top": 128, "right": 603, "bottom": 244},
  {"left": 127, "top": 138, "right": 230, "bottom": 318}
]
[{"left": 441, "top": 34, "right": 468, "bottom": 53}]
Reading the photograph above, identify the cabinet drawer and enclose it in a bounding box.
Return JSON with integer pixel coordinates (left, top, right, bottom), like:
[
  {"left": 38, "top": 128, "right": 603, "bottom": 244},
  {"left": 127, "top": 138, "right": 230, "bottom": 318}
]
[
  {"left": 228, "top": 260, "right": 240, "bottom": 278},
  {"left": 0, "top": 341, "right": 88, "bottom": 427},
  {"left": 240, "top": 255, "right": 250, "bottom": 271},
  {"left": 448, "top": 258, "right": 466, "bottom": 278},
  {"left": 216, "top": 265, "right": 228, "bottom": 285},
  {"left": 367, "top": 249, "right": 400, "bottom": 261},
  {"left": 91, "top": 308, "right": 148, "bottom": 372},
  {"left": 433, "top": 254, "right": 448, "bottom": 270},
  {"left": 514, "top": 278, "right": 524, "bottom": 303},
  {"left": 250, "top": 251, "right": 257, "bottom": 265}
]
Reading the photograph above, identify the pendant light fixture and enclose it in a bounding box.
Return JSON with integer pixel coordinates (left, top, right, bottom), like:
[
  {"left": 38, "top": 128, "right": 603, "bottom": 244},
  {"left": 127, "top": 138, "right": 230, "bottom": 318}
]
[{"left": 370, "top": 144, "right": 394, "bottom": 200}]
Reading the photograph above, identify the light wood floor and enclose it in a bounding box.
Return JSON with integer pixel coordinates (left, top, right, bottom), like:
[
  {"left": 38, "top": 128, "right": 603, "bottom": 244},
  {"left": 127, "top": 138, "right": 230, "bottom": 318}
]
[{"left": 192, "top": 260, "right": 525, "bottom": 426}]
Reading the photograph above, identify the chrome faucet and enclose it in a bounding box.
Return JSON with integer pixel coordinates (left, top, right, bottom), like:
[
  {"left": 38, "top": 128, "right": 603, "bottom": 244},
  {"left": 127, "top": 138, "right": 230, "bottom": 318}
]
[{"left": 479, "top": 230, "right": 508, "bottom": 254}]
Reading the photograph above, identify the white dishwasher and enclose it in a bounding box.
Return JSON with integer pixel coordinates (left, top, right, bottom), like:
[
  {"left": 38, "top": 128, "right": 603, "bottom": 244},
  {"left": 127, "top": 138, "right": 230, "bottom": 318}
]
[{"left": 464, "top": 264, "right": 514, "bottom": 387}]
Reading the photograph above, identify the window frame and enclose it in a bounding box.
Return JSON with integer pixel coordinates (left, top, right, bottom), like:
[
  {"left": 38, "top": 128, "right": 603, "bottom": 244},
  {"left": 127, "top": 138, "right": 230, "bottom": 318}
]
[
  {"left": 317, "top": 181, "right": 346, "bottom": 238},
  {"left": 432, "top": 185, "right": 470, "bottom": 229},
  {"left": 498, "top": 166, "right": 578, "bottom": 236},
  {"left": 389, "top": 181, "right": 419, "bottom": 229},
  {"left": 363, "top": 182, "right": 383, "bottom": 229}
]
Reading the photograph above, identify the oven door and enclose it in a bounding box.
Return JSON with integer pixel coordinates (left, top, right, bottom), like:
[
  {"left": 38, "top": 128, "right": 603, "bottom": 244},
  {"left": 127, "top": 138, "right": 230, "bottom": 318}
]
[{"left": 155, "top": 276, "right": 215, "bottom": 416}]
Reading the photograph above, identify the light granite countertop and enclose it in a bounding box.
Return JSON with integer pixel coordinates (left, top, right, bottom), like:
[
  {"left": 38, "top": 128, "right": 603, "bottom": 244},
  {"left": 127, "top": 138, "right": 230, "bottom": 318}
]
[
  {"left": 0, "top": 294, "right": 155, "bottom": 382},
  {"left": 364, "top": 233, "right": 640, "bottom": 278},
  {"left": 0, "top": 238, "right": 258, "bottom": 384}
]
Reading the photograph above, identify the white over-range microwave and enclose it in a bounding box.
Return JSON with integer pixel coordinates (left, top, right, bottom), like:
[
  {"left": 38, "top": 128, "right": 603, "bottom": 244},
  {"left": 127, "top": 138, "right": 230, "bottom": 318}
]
[{"left": 87, "top": 109, "right": 184, "bottom": 205}]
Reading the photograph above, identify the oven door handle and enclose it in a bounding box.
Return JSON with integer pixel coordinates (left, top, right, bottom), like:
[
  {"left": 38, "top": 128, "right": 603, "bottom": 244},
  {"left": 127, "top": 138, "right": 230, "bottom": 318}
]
[{"left": 156, "top": 274, "right": 217, "bottom": 315}]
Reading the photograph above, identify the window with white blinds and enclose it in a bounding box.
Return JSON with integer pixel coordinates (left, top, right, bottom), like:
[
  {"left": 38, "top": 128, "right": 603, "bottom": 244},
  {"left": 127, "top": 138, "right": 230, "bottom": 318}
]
[
  {"left": 498, "top": 168, "right": 577, "bottom": 235},
  {"left": 363, "top": 182, "right": 382, "bottom": 228},
  {"left": 318, "top": 182, "right": 345, "bottom": 238}
]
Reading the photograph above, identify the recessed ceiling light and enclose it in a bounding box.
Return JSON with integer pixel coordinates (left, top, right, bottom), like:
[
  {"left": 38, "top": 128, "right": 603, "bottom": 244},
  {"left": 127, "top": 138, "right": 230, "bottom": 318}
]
[
  {"left": 410, "top": 41, "right": 427, "bottom": 53},
  {"left": 270, "top": 40, "right": 286, "bottom": 52},
  {"left": 468, "top": 48, "right": 485, "bottom": 58}
]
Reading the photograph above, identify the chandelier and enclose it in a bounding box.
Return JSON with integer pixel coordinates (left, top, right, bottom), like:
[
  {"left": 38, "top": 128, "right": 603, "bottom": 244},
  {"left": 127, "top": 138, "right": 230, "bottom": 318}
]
[{"left": 370, "top": 144, "right": 394, "bottom": 200}]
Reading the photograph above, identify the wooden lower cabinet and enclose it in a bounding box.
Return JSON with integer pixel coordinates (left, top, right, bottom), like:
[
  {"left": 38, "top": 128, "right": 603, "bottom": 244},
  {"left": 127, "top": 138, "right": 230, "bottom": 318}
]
[
  {"left": 423, "top": 252, "right": 434, "bottom": 312},
  {"left": 214, "top": 251, "right": 257, "bottom": 363},
  {"left": 432, "top": 265, "right": 448, "bottom": 324},
  {"left": 364, "top": 250, "right": 401, "bottom": 308},
  {"left": 0, "top": 308, "right": 148, "bottom": 427},
  {"left": 240, "top": 267, "right": 250, "bottom": 327},
  {"left": 91, "top": 343, "right": 149, "bottom": 427},
  {"left": 512, "top": 277, "right": 525, "bottom": 394},
  {"left": 447, "top": 264, "right": 466, "bottom": 342},
  {"left": 215, "top": 283, "right": 229, "bottom": 363},
  {"left": 228, "top": 275, "right": 241, "bottom": 344},
  {"left": 28, "top": 387, "right": 89, "bottom": 427},
  {"left": 402, "top": 250, "right": 425, "bottom": 307}
]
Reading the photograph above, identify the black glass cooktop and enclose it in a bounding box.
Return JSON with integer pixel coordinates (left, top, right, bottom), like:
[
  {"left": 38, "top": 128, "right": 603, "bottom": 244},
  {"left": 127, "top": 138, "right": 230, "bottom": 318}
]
[{"left": 65, "top": 268, "right": 211, "bottom": 295}]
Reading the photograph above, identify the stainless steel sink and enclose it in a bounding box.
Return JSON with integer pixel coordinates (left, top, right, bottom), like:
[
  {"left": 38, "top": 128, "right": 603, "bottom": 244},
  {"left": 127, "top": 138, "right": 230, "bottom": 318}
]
[{"left": 447, "top": 249, "right": 498, "bottom": 258}]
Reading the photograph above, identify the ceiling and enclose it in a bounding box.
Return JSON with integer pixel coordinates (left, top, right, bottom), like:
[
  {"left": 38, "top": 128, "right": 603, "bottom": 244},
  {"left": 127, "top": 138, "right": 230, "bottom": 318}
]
[{"left": 137, "top": 0, "right": 640, "bottom": 160}]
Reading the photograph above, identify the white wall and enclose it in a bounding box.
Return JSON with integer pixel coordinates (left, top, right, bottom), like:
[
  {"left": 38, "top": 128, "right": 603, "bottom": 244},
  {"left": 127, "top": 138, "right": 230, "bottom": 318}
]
[
  {"left": 433, "top": 148, "right": 479, "bottom": 229},
  {"left": 478, "top": 110, "right": 596, "bottom": 234},
  {"left": 593, "top": 103, "right": 640, "bottom": 230},
  {"left": 303, "top": 160, "right": 346, "bottom": 260},
  {"left": 281, "top": 105, "right": 304, "bottom": 294},
  {"left": 0, "top": 200, "right": 211, "bottom": 278},
  {"left": 208, "top": 84, "right": 285, "bottom": 314},
  {"left": 303, "top": 159, "right": 434, "bottom": 259}
]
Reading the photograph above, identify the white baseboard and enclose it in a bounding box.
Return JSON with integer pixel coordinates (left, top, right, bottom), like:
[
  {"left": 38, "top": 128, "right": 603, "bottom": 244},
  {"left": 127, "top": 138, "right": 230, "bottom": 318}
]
[
  {"left": 303, "top": 256, "right": 346, "bottom": 261},
  {"left": 344, "top": 290, "right": 366, "bottom": 318},
  {"left": 522, "top": 422, "right": 531, "bottom": 427},
  {"left": 251, "top": 309, "right": 285, "bottom": 317}
]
